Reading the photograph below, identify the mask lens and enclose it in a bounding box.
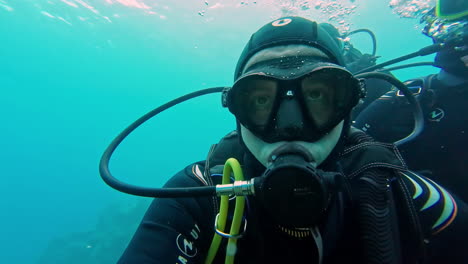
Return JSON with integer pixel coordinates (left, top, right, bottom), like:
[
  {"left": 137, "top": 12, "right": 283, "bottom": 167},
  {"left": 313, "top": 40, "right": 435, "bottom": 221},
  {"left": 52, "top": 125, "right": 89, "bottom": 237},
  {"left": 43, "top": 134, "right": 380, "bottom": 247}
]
[
  {"left": 232, "top": 76, "right": 278, "bottom": 127},
  {"left": 301, "top": 68, "right": 356, "bottom": 131},
  {"left": 436, "top": 0, "right": 468, "bottom": 21},
  {"left": 301, "top": 76, "right": 335, "bottom": 128},
  {"left": 229, "top": 67, "right": 358, "bottom": 142}
]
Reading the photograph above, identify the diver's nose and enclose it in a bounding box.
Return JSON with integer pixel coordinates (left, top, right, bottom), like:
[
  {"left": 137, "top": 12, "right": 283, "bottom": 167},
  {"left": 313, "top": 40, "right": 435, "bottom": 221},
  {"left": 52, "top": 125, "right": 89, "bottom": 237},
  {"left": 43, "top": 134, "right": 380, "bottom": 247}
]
[{"left": 275, "top": 98, "right": 304, "bottom": 139}]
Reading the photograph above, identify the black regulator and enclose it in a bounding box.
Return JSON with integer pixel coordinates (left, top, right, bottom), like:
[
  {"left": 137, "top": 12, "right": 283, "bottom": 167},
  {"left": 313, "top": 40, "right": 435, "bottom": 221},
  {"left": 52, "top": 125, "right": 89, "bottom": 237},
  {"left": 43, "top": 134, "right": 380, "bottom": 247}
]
[{"left": 255, "top": 153, "right": 343, "bottom": 227}]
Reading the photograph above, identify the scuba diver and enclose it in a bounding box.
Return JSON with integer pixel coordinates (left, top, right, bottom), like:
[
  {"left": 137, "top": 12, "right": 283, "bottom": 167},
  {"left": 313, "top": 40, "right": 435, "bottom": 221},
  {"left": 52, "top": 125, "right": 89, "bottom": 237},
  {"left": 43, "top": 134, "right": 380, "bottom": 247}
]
[
  {"left": 319, "top": 22, "right": 379, "bottom": 74},
  {"left": 100, "top": 17, "right": 468, "bottom": 263},
  {"left": 319, "top": 22, "right": 394, "bottom": 118},
  {"left": 354, "top": 0, "right": 468, "bottom": 203}
]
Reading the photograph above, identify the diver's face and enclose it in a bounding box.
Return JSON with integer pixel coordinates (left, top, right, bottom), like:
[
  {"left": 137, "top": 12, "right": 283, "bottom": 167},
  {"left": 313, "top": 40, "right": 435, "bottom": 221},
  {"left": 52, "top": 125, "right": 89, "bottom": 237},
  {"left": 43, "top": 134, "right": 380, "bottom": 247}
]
[
  {"left": 241, "top": 120, "right": 344, "bottom": 168},
  {"left": 231, "top": 46, "right": 355, "bottom": 167},
  {"left": 237, "top": 71, "right": 345, "bottom": 168},
  {"left": 239, "top": 73, "right": 345, "bottom": 168}
]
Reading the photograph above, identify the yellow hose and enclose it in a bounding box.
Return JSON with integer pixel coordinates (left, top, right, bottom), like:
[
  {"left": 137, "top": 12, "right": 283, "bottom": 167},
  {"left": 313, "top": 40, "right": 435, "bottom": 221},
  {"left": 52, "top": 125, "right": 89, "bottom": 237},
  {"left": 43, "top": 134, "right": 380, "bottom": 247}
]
[{"left": 205, "top": 158, "right": 245, "bottom": 264}]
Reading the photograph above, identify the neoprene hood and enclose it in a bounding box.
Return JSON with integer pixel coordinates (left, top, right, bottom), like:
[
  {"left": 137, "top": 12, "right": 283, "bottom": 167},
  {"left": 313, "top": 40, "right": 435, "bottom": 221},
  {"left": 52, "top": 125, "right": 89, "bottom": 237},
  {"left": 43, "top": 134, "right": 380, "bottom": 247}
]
[{"left": 234, "top": 17, "right": 346, "bottom": 80}]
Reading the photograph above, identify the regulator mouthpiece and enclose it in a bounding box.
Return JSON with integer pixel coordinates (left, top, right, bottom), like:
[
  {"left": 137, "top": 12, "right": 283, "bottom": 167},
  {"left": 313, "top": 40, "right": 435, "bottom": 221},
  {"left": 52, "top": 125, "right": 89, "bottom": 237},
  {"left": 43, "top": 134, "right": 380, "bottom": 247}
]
[{"left": 255, "top": 154, "right": 336, "bottom": 227}]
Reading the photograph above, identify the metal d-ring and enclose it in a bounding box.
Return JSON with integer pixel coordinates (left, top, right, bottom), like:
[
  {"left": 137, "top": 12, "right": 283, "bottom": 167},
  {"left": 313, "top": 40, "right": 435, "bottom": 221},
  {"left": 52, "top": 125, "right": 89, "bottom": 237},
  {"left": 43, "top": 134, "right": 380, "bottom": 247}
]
[{"left": 214, "top": 213, "right": 247, "bottom": 239}]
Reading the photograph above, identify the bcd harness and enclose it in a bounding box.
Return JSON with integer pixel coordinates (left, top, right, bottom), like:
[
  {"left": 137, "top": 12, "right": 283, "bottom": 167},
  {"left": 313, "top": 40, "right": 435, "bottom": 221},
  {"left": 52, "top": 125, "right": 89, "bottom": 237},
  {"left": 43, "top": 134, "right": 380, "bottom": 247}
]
[
  {"left": 199, "top": 128, "right": 426, "bottom": 264},
  {"left": 395, "top": 74, "right": 437, "bottom": 109},
  {"left": 393, "top": 74, "right": 467, "bottom": 110}
]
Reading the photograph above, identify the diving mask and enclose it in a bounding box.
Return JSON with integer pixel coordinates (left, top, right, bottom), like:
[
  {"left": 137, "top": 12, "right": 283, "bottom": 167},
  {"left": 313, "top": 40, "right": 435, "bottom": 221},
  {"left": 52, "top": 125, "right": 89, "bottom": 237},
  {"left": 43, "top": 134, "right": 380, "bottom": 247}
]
[
  {"left": 223, "top": 57, "right": 364, "bottom": 143},
  {"left": 421, "top": 7, "right": 467, "bottom": 44},
  {"left": 435, "top": 0, "right": 468, "bottom": 21}
]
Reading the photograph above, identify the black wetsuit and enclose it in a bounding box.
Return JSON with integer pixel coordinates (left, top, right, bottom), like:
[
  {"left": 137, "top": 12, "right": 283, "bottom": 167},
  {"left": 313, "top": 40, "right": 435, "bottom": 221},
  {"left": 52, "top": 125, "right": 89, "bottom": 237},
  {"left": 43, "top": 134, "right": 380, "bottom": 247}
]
[
  {"left": 354, "top": 75, "right": 468, "bottom": 202},
  {"left": 119, "top": 146, "right": 468, "bottom": 263}
]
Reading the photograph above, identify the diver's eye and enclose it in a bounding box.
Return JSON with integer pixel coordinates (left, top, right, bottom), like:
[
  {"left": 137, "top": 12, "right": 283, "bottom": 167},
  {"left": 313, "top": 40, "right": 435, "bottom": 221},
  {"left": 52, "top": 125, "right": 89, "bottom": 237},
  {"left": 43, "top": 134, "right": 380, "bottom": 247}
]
[
  {"left": 304, "top": 90, "right": 323, "bottom": 101},
  {"left": 246, "top": 79, "right": 276, "bottom": 110},
  {"left": 254, "top": 95, "right": 272, "bottom": 107},
  {"left": 233, "top": 77, "right": 277, "bottom": 126},
  {"left": 301, "top": 76, "right": 333, "bottom": 105}
]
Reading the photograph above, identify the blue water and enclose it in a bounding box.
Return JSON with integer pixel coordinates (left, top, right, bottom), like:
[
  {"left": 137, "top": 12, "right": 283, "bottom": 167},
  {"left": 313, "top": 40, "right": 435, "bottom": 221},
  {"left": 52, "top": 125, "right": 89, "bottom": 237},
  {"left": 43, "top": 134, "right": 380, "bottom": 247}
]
[{"left": 1, "top": 0, "right": 438, "bottom": 263}]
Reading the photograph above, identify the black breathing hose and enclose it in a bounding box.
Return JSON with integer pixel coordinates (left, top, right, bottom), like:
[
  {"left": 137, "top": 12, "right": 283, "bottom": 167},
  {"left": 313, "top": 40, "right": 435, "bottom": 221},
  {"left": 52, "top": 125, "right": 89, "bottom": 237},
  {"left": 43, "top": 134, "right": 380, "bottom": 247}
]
[
  {"left": 377, "top": 62, "right": 435, "bottom": 72},
  {"left": 99, "top": 87, "right": 225, "bottom": 198},
  {"left": 99, "top": 74, "right": 423, "bottom": 198},
  {"left": 343, "top": 29, "right": 377, "bottom": 56},
  {"left": 354, "top": 42, "right": 443, "bottom": 74},
  {"left": 355, "top": 72, "right": 425, "bottom": 146}
]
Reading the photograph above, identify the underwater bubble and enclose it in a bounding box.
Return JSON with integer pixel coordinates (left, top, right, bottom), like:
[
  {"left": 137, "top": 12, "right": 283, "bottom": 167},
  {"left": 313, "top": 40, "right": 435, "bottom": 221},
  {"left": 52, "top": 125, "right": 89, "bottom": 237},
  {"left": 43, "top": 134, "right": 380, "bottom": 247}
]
[
  {"left": 301, "top": 3, "right": 310, "bottom": 10},
  {"left": 389, "top": 0, "right": 433, "bottom": 19},
  {"left": 315, "top": 1, "right": 322, "bottom": 10}
]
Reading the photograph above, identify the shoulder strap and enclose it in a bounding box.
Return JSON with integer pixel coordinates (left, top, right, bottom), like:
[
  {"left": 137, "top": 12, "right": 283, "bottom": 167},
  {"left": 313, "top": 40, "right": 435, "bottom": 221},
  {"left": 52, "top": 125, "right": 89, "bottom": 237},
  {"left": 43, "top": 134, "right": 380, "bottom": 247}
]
[
  {"left": 203, "top": 131, "right": 244, "bottom": 184},
  {"left": 343, "top": 129, "right": 425, "bottom": 263},
  {"left": 397, "top": 75, "right": 435, "bottom": 98},
  {"left": 339, "top": 128, "right": 408, "bottom": 179},
  {"left": 376, "top": 76, "right": 428, "bottom": 105},
  {"left": 418, "top": 74, "right": 438, "bottom": 108}
]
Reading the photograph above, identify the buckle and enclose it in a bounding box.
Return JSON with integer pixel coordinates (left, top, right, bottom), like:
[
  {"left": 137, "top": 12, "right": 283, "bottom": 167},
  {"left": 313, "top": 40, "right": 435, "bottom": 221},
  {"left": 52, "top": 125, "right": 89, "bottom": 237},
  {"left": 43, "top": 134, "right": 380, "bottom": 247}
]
[
  {"left": 214, "top": 213, "right": 248, "bottom": 239},
  {"left": 221, "top": 87, "right": 231, "bottom": 107},
  {"left": 397, "top": 86, "right": 422, "bottom": 97}
]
